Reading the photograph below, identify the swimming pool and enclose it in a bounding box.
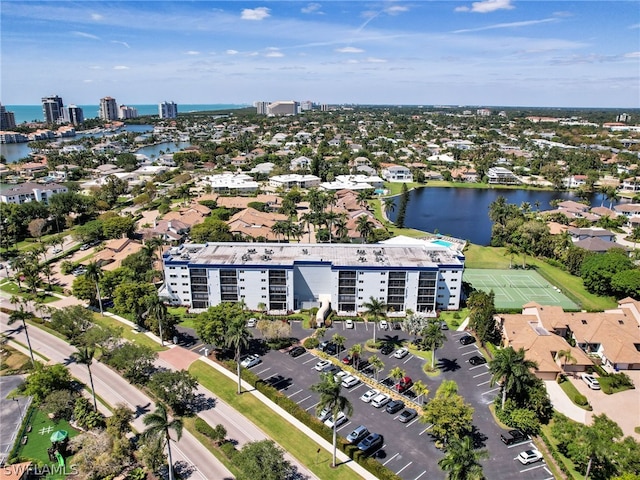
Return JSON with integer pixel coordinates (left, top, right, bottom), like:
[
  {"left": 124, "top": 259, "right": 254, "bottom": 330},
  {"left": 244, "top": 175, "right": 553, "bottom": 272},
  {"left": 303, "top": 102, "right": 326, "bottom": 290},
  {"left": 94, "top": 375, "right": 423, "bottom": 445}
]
[
  {"left": 431, "top": 239, "right": 453, "bottom": 248},
  {"left": 374, "top": 188, "right": 386, "bottom": 195}
]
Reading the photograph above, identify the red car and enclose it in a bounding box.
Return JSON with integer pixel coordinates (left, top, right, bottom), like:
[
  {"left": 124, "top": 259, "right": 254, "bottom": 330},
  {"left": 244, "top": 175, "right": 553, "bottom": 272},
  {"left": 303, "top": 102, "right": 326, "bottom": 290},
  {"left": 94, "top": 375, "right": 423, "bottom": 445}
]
[
  {"left": 342, "top": 355, "right": 355, "bottom": 365},
  {"left": 395, "top": 376, "right": 413, "bottom": 393}
]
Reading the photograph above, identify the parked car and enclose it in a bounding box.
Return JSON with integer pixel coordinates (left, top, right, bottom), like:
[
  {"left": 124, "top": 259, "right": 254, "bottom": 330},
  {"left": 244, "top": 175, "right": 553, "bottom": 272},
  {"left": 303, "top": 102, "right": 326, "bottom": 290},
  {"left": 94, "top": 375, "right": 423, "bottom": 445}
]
[
  {"left": 288, "top": 346, "right": 306, "bottom": 357},
  {"left": 318, "top": 340, "right": 331, "bottom": 352},
  {"left": 440, "top": 322, "right": 449, "bottom": 330},
  {"left": 341, "top": 375, "right": 360, "bottom": 388},
  {"left": 393, "top": 347, "right": 409, "bottom": 359},
  {"left": 346, "top": 425, "right": 370, "bottom": 444},
  {"left": 468, "top": 355, "right": 487, "bottom": 366},
  {"left": 371, "top": 393, "right": 391, "bottom": 408},
  {"left": 325, "top": 343, "right": 343, "bottom": 356},
  {"left": 324, "top": 412, "right": 348, "bottom": 428},
  {"left": 317, "top": 406, "right": 332, "bottom": 422},
  {"left": 517, "top": 449, "right": 543, "bottom": 465},
  {"left": 314, "top": 360, "right": 331, "bottom": 371},
  {"left": 360, "top": 388, "right": 380, "bottom": 403},
  {"left": 334, "top": 370, "right": 349, "bottom": 382},
  {"left": 357, "top": 433, "right": 384, "bottom": 455},
  {"left": 380, "top": 344, "right": 394, "bottom": 355},
  {"left": 581, "top": 373, "right": 601, "bottom": 390},
  {"left": 80, "top": 243, "right": 91, "bottom": 251},
  {"left": 246, "top": 318, "right": 257, "bottom": 328},
  {"left": 342, "top": 355, "right": 354, "bottom": 365},
  {"left": 386, "top": 399, "right": 405, "bottom": 414},
  {"left": 321, "top": 365, "right": 341, "bottom": 376},
  {"left": 459, "top": 335, "right": 476, "bottom": 345},
  {"left": 345, "top": 319, "right": 354, "bottom": 329},
  {"left": 379, "top": 320, "right": 389, "bottom": 330},
  {"left": 398, "top": 408, "right": 418, "bottom": 423},
  {"left": 395, "top": 376, "right": 413, "bottom": 393},
  {"left": 500, "top": 429, "right": 527, "bottom": 445},
  {"left": 240, "top": 354, "right": 261, "bottom": 368},
  {"left": 52, "top": 247, "right": 62, "bottom": 254}
]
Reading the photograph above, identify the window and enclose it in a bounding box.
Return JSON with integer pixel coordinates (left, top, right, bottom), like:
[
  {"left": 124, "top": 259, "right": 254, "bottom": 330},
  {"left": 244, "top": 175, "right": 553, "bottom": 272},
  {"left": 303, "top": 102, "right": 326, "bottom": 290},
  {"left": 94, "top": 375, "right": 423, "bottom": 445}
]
[{"left": 581, "top": 319, "right": 588, "bottom": 325}]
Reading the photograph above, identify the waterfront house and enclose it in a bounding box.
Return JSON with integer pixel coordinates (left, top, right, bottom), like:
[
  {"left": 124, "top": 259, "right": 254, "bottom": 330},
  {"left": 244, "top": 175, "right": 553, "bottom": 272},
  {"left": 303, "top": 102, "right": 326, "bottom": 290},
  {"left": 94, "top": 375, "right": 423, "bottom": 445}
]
[{"left": 380, "top": 164, "right": 413, "bottom": 182}]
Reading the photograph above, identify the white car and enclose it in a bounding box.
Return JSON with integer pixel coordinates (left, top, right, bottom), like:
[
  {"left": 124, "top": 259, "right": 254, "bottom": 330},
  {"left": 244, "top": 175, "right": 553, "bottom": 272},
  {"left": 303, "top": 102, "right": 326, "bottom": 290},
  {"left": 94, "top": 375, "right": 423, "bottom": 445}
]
[
  {"left": 379, "top": 320, "right": 389, "bottom": 330},
  {"left": 360, "top": 388, "right": 380, "bottom": 403},
  {"left": 371, "top": 393, "right": 391, "bottom": 408},
  {"left": 240, "top": 354, "right": 261, "bottom": 368},
  {"left": 317, "top": 406, "right": 332, "bottom": 422},
  {"left": 517, "top": 449, "right": 543, "bottom": 465},
  {"left": 334, "top": 370, "right": 349, "bottom": 382},
  {"left": 52, "top": 247, "right": 62, "bottom": 254},
  {"left": 341, "top": 375, "right": 360, "bottom": 388},
  {"left": 581, "top": 374, "right": 601, "bottom": 390},
  {"left": 314, "top": 360, "right": 331, "bottom": 371},
  {"left": 345, "top": 319, "right": 354, "bottom": 329},
  {"left": 324, "top": 412, "right": 348, "bottom": 428},
  {"left": 246, "top": 318, "right": 257, "bottom": 328},
  {"left": 393, "top": 347, "right": 409, "bottom": 359}
]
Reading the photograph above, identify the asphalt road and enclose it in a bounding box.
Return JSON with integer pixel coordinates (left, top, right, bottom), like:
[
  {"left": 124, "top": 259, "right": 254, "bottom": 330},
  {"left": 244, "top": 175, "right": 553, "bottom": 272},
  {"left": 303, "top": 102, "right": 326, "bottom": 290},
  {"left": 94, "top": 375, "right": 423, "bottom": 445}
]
[
  {"left": 240, "top": 320, "right": 555, "bottom": 480},
  {"left": 0, "top": 312, "right": 234, "bottom": 480}
]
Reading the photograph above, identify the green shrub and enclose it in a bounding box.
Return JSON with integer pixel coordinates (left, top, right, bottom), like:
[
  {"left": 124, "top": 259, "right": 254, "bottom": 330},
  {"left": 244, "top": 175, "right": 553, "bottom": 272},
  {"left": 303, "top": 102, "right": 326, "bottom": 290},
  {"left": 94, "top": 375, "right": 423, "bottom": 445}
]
[
  {"left": 574, "top": 394, "right": 589, "bottom": 406},
  {"left": 303, "top": 337, "right": 319, "bottom": 349},
  {"left": 220, "top": 440, "right": 237, "bottom": 459}
]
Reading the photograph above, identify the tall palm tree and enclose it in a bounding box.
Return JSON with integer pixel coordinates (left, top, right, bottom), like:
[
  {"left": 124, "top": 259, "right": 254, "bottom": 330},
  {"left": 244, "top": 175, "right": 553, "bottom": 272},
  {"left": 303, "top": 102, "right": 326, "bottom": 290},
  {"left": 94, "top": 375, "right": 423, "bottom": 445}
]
[
  {"left": 226, "top": 316, "right": 251, "bottom": 394},
  {"left": 361, "top": 296, "right": 387, "bottom": 344},
  {"left": 422, "top": 320, "right": 447, "bottom": 369},
  {"left": 390, "top": 366, "right": 405, "bottom": 386},
  {"left": 142, "top": 403, "right": 183, "bottom": 480},
  {"left": 8, "top": 296, "right": 35, "bottom": 365},
  {"left": 9, "top": 254, "right": 27, "bottom": 291},
  {"left": 355, "top": 215, "right": 374, "bottom": 243},
  {"left": 556, "top": 349, "right": 576, "bottom": 372},
  {"left": 85, "top": 261, "right": 104, "bottom": 316},
  {"left": 489, "top": 346, "right": 538, "bottom": 410},
  {"left": 348, "top": 343, "right": 362, "bottom": 370},
  {"left": 504, "top": 244, "right": 519, "bottom": 269},
  {"left": 412, "top": 380, "right": 429, "bottom": 404},
  {"left": 334, "top": 215, "right": 348, "bottom": 241},
  {"left": 71, "top": 346, "right": 97, "bottom": 411},
  {"left": 383, "top": 197, "right": 396, "bottom": 218},
  {"left": 311, "top": 373, "right": 353, "bottom": 468},
  {"left": 146, "top": 294, "right": 168, "bottom": 346},
  {"left": 438, "top": 435, "right": 487, "bottom": 480},
  {"left": 368, "top": 355, "right": 385, "bottom": 382},
  {"left": 331, "top": 333, "right": 346, "bottom": 357}
]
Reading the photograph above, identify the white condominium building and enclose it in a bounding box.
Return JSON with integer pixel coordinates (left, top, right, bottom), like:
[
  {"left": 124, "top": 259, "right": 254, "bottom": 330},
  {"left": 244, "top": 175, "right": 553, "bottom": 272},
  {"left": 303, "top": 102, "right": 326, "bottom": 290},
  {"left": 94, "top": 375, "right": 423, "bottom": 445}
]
[{"left": 161, "top": 242, "right": 464, "bottom": 315}]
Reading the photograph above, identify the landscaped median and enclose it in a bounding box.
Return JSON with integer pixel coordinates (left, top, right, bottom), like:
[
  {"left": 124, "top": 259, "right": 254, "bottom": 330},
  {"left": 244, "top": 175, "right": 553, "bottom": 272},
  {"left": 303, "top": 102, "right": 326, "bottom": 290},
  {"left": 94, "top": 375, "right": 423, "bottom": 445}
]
[{"left": 189, "top": 357, "right": 400, "bottom": 480}]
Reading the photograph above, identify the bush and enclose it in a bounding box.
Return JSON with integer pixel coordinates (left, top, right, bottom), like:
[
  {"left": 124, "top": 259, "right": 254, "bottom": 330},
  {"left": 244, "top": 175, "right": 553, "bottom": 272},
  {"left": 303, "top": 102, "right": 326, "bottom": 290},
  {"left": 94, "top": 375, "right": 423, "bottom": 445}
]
[
  {"left": 266, "top": 337, "right": 294, "bottom": 350},
  {"left": 220, "top": 440, "right": 237, "bottom": 460},
  {"left": 303, "top": 337, "right": 319, "bottom": 349},
  {"left": 195, "top": 418, "right": 227, "bottom": 445},
  {"left": 574, "top": 394, "right": 589, "bottom": 406}
]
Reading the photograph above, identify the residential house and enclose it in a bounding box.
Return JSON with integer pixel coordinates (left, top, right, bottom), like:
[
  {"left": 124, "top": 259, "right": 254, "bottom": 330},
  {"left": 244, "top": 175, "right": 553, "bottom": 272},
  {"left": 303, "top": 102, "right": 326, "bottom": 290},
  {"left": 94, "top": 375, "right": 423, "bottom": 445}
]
[
  {"left": 141, "top": 219, "right": 191, "bottom": 245},
  {"left": 450, "top": 167, "right": 479, "bottom": 183},
  {"left": 227, "top": 208, "right": 288, "bottom": 241},
  {"left": 573, "top": 237, "right": 627, "bottom": 253},
  {"left": 621, "top": 177, "right": 640, "bottom": 192},
  {"left": 487, "top": 167, "right": 520, "bottom": 185},
  {"left": 567, "top": 227, "right": 616, "bottom": 242},
  {"left": 0, "top": 181, "right": 68, "bottom": 204},
  {"left": 562, "top": 175, "right": 587, "bottom": 189},
  {"left": 380, "top": 164, "right": 413, "bottom": 182},
  {"left": 290, "top": 156, "right": 312, "bottom": 171},
  {"left": 93, "top": 238, "right": 145, "bottom": 271}
]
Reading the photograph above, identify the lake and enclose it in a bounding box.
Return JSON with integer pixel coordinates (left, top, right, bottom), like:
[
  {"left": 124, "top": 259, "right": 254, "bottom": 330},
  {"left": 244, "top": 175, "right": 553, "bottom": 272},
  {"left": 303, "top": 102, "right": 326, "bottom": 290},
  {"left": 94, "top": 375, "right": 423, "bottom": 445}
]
[{"left": 388, "top": 186, "right": 622, "bottom": 245}]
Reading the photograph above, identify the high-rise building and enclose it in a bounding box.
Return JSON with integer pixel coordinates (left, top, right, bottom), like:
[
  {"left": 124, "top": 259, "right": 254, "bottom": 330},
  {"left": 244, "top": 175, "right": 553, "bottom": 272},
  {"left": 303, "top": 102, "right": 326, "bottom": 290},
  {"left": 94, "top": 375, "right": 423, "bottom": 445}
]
[
  {"left": 99, "top": 96, "right": 118, "bottom": 121},
  {"left": 300, "top": 100, "right": 313, "bottom": 111},
  {"left": 0, "top": 103, "right": 16, "bottom": 130},
  {"left": 267, "top": 101, "right": 299, "bottom": 116},
  {"left": 119, "top": 105, "right": 138, "bottom": 119},
  {"left": 255, "top": 101, "right": 269, "bottom": 115},
  {"left": 63, "top": 105, "right": 84, "bottom": 125},
  {"left": 41, "top": 95, "right": 64, "bottom": 123},
  {"left": 159, "top": 101, "right": 178, "bottom": 119}
]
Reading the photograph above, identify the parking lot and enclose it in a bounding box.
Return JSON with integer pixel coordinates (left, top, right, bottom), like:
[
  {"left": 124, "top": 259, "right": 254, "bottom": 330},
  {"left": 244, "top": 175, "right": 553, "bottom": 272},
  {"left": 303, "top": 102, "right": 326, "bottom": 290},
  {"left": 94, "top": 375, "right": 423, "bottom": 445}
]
[{"left": 242, "top": 320, "right": 555, "bottom": 480}]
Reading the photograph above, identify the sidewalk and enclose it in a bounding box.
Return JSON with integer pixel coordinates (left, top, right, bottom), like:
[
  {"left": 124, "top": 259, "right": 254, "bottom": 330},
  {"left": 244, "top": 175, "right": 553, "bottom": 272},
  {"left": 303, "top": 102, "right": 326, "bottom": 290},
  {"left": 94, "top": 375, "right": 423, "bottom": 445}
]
[{"left": 543, "top": 380, "right": 587, "bottom": 424}]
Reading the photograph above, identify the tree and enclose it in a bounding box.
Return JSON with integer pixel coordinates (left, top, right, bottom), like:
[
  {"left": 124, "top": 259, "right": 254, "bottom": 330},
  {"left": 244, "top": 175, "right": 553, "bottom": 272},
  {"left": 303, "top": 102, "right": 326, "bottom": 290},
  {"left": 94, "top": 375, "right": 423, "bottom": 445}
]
[
  {"left": 226, "top": 315, "right": 251, "bottom": 395},
  {"left": 331, "top": 333, "right": 346, "bottom": 357},
  {"left": 467, "top": 290, "right": 499, "bottom": 345},
  {"left": 362, "top": 296, "right": 387, "bottom": 343},
  {"left": 142, "top": 403, "right": 183, "bottom": 480},
  {"left": 71, "top": 346, "right": 98, "bottom": 412},
  {"left": 85, "top": 261, "right": 104, "bottom": 315},
  {"left": 556, "top": 349, "right": 576, "bottom": 371},
  {"left": 348, "top": 343, "right": 362, "bottom": 370},
  {"left": 234, "top": 440, "right": 293, "bottom": 480},
  {"left": 390, "top": 366, "right": 406, "bottom": 385},
  {"left": 368, "top": 354, "right": 385, "bottom": 382},
  {"left": 413, "top": 380, "right": 429, "bottom": 404},
  {"left": 145, "top": 294, "right": 170, "bottom": 345},
  {"left": 106, "top": 404, "right": 133, "bottom": 438},
  {"left": 148, "top": 370, "right": 198, "bottom": 415},
  {"left": 195, "top": 302, "right": 246, "bottom": 347},
  {"left": 438, "top": 435, "right": 487, "bottom": 480},
  {"left": 580, "top": 249, "right": 634, "bottom": 296},
  {"left": 8, "top": 296, "right": 36, "bottom": 364},
  {"left": 113, "top": 281, "right": 157, "bottom": 326},
  {"left": 383, "top": 197, "right": 396, "bottom": 217},
  {"left": 21, "top": 363, "right": 72, "bottom": 402},
  {"left": 422, "top": 319, "right": 446, "bottom": 369},
  {"left": 311, "top": 373, "right": 353, "bottom": 467},
  {"left": 422, "top": 380, "right": 474, "bottom": 446},
  {"left": 355, "top": 215, "right": 374, "bottom": 243},
  {"left": 103, "top": 343, "right": 157, "bottom": 384},
  {"left": 489, "top": 346, "right": 538, "bottom": 410}
]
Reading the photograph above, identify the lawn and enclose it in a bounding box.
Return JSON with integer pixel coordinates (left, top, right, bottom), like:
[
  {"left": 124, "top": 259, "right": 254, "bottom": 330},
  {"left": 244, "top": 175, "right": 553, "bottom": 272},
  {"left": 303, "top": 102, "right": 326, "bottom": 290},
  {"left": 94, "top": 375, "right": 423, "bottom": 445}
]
[
  {"left": 15, "top": 408, "right": 80, "bottom": 479},
  {"left": 0, "top": 283, "right": 59, "bottom": 304},
  {"left": 0, "top": 345, "right": 32, "bottom": 376},
  {"left": 558, "top": 378, "right": 591, "bottom": 410},
  {"left": 189, "top": 361, "right": 362, "bottom": 480},
  {"left": 90, "top": 313, "right": 167, "bottom": 352}
]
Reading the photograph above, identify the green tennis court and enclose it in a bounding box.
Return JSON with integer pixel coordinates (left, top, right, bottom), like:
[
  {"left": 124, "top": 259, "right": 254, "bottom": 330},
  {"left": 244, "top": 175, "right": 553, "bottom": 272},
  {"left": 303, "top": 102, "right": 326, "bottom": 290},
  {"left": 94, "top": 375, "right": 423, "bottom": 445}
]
[{"left": 463, "top": 269, "right": 579, "bottom": 310}]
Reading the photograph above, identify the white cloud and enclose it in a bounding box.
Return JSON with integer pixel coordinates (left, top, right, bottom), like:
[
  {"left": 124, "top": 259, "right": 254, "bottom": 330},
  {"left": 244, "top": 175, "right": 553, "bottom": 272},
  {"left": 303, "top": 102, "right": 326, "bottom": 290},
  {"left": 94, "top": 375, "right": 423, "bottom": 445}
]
[
  {"left": 241, "top": 7, "right": 270, "bottom": 21},
  {"left": 113, "top": 65, "right": 129, "bottom": 70},
  {"left": 90, "top": 13, "right": 103, "bottom": 21},
  {"left": 83, "top": 79, "right": 93, "bottom": 83},
  {"left": 111, "top": 40, "right": 130, "bottom": 48},
  {"left": 88, "top": 65, "right": 102, "bottom": 70},
  {"left": 72, "top": 31, "right": 100, "bottom": 40},
  {"left": 630, "top": 23, "right": 640, "bottom": 29},
  {"left": 265, "top": 51, "right": 284, "bottom": 58},
  {"left": 365, "top": 57, "right": 387, "bottom": 63},
  {"left": 185, "top": 50, "right": 200, "bottom": 55},
  {"left": 624, "top": 52, "right": 640, "bottom": 58},
  {"left": 455, "top": 0, "right": 514, "bottom": 13},
  {"left": 226, "top": 49, "right": 239, "bottom": 55},
  {"left": 385, "top": 5, "right": 409, "bottom": 15},
  {"left": 454, "top": 18, "right": 557, "bottom": 33},
  {"left": 336, "top": 46, "right": 365, "bottom": 53},
  {"left": 301, "top": 3, "right": 322, "bottom": 14}
]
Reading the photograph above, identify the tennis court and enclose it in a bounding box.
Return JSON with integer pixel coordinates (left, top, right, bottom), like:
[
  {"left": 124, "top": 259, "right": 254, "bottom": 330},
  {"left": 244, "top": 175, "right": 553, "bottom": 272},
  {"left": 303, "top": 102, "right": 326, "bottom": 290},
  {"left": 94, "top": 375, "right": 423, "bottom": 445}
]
[{"left": 463, "top": 269, "right": 579, "bottom": 310}]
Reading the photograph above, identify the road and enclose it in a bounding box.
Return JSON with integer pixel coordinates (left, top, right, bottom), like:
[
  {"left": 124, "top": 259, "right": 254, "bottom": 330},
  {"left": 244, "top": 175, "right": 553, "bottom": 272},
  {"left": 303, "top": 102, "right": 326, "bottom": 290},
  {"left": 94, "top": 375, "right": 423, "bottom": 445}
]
[{"left": 0, "top": 312, "right": 234, "bottom": 480}]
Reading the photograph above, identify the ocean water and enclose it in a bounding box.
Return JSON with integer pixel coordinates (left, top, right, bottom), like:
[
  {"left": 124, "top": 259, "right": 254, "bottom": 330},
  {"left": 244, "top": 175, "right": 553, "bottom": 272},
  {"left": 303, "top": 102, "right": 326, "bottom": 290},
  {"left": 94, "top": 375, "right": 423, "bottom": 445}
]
[{"left": 5, "top": 104, "right": 250, "bottom": 124}]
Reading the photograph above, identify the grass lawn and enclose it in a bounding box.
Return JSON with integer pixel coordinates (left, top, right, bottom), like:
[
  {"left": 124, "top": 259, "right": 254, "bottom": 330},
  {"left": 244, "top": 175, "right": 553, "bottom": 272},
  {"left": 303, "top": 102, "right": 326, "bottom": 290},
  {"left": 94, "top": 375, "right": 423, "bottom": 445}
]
[
  {"left": 0, "top": 282, "right": 59, "bottom": 304},
  {"left": 189, "top": 361, "right": 362, "bottom": 480},
  {"left": 168, "top": 307, "right": 197, "bottom": 329},
  {"left": 0, "top": 345, "right": 33, "bottom": 376},
  {"left": 15, "top": 408, "right": 80, "bottom": 479},
  {"left": 182, "top": 417, "right": 241, "bottom": 478},
  {"left": 439, "top": 309, "right": 468, "bottom": 329},
  {"left": 558, "top": 379, "right": 591, "bottom": 410},
  {"left": 369, "top": 199, "right": 431, "bottom": 239},
  {"left": 90, "top": 313, "right": 167, "bottom": 352}
]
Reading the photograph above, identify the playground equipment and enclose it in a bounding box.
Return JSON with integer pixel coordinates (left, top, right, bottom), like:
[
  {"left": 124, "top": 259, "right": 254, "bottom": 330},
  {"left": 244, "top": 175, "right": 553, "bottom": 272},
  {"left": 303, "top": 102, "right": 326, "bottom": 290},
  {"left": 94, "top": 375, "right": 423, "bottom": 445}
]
[{"left": 54, "top": 451, "right": 64, "bottom": 467}]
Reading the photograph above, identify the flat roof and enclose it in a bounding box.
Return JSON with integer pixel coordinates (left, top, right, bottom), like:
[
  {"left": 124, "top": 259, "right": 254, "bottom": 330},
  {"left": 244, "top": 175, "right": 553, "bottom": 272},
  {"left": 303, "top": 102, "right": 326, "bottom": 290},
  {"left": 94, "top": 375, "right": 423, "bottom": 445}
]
[{"left": 165, "top": 242, "right": 464, "bottom": 269}]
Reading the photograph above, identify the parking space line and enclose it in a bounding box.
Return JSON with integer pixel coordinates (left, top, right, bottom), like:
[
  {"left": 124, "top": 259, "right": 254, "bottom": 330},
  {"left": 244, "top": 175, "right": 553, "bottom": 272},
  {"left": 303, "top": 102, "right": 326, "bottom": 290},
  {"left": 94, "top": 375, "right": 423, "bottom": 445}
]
[
  {"left": 419, "top": 424, "right": 433, "bottom": 435},
  {"left": 477, "top": 380, "right": 491, "bottom": 386},
  {"left": 482, "top": 387, "right": 501, "bottom": 395},
  {"left": 255, "top": 367, "right": 271, "bottom": 375},
  {"left": 544, "top": 467, "right": 552, "bottom": 476},
  {"left": 406, "top": 418, "right": 420, "bottom": 428},
  {"left": 461, "top": 350, "right": 479, "bottom": 356},
  {"left": 303, "top": 357, "right": 317, "bottom": 365},
  {"left": 383, "top": 453, "right": 399, "bottom": 466},
  {"left": 305, "top": 402, "right": 319, "bottom": 411},
  {"left": 458, "top": 344, "right": 477, "bottom": 349},
  {"left": 337, "top": 422, "right": 351, "bottom": 432},
  {"left": 396, "top": 462, "right": 412, "bottom": 475},
  {"left": 469, "top": 364, "right": 488, "bottom": 370},
  {"left": 287, "top": 388, "right": 303, "bottom": 398},
  {"left": 520, "top": 463, "right": 546, "bottom": 473},
  {"left": 350, "top": 383, "right": 365, "bottom": 392},
  {"left": 414, "top": 470, "right": 427, "bottom": 480},
  {"left": 473, "top": 371, "right": 490, "bottom": 378},
  {"left": 298, "top": 395, "right": 312, "bottom": 404},
  {"left": 507, "top": 439, "right": 531, "bottom": 448},
  {"left": 295, "top": 352, "right": 310, "bottom": 360}
]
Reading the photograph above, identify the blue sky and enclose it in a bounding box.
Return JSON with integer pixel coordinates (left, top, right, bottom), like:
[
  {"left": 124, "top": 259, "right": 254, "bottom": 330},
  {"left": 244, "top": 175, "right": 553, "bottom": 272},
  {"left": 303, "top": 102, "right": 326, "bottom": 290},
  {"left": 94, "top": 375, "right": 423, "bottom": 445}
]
[{"left": 2, "top": 1, "right": 639, "bottom": 107}]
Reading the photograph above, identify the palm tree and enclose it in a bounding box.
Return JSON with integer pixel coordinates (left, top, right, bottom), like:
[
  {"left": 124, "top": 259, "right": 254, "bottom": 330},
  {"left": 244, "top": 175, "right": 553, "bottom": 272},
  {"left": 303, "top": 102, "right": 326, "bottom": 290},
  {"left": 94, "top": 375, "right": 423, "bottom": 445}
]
[
  {"left": 332, "top": 333, "right": 346, "bottom": 357},
  {"left": 438, "top": 435, "right": 487, "bottom": 480},
  {"left": 368, "top": 355, "right": 385, "bottom": 382},
  {"left": 489, "top": 346, "right": 538, "bottom": 410},
  {"left": 355, "top": 215, "right": 374, "bottom": 243},
  {"left": 362, "top": 296, "right": 387, "bottom": 344},
  {"left": 556, "top": 349, "right": 576, "bottom": 372},
  {"left": 504, "top": 244, "right": 519, "bottom": 269},
  {"left": 422, "top": 320, "right": 446, "bottom": 369},
  {"left": 311, "top": 373, "right": 353, "bottom": 467},
  {"left": 71, "top": 346, "right": 97, "bottom": 411},
  {"left": 383, "top": 197, "right": 396, "bottom": 218},
  {"left": 334, "top": 215, "right": 348, "bottom": 241},
  {"left": 226, "top": 316, "right": 251, "bottom": 394},
  {"left": 390, "top": 366, "right": 405, "bottom": 386},
  {"left": 85, "top": 261, "right": 104, "bottom": 316},
  {"left": 142, "top": 403, "right": 183, "bottom": 480},
  {"left": 8, "top": 296, "right": 35, "bottom": 365},
  {"left": 413, "top": 380, "right": 429, "bottom": 404},
  {"left": 146, "top": 294, "right": 168, "bottom": 345},
  {"left": 356, "top": 190, "right": 370, "bottom": 208},
  {"left": 9, "top": 254, "right": 27, "bottom": 291},
  {"left": 348, "top": 343, "right": 362, "bottom": 370}
]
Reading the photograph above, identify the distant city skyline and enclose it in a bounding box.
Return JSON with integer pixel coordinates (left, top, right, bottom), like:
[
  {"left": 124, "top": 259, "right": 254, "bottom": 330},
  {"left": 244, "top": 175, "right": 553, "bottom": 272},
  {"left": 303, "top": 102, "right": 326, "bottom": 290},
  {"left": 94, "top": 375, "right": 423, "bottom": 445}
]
[{"left": 2, "top": 1, "right": 639, "bottom": 108}]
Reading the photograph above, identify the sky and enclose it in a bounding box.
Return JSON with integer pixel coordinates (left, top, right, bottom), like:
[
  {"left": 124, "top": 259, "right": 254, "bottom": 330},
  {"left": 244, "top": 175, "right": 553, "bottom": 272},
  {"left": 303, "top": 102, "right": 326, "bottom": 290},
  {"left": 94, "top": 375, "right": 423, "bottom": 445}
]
[{"left": 2, "top": 1, "right": 639, "bottom": 108}]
